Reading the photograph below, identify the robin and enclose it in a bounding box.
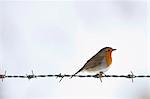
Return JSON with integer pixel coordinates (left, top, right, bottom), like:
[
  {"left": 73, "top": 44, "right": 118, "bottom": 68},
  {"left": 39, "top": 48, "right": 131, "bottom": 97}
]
[{"left": 71, "top": 47, "right": 116, "bottom": 82}]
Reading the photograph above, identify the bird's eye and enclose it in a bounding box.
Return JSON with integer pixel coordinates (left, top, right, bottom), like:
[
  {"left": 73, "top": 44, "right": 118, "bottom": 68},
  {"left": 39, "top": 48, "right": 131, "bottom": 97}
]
[
  {"left": 107, "top": 49, "right": 110, "bottom": 52},
  {"left": 105, "top": 49, "right": 111, "bottom": 52}
]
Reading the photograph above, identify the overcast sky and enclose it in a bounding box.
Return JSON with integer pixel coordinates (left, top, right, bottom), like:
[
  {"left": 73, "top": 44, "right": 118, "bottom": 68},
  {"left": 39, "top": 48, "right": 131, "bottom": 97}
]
[{"left": 0, "top": 0, "right": 149, "bottom": 99}]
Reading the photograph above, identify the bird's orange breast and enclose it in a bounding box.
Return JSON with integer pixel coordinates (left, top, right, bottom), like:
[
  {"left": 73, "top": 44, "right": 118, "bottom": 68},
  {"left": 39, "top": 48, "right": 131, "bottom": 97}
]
[{"left": 105, "top": 52, "right": 112, "bottom": 66}]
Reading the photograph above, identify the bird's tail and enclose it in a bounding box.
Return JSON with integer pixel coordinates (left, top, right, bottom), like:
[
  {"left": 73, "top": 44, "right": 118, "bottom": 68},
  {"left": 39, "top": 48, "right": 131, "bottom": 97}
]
[{"left": 70, "top": 67, "right": 84, "bottom": 78}]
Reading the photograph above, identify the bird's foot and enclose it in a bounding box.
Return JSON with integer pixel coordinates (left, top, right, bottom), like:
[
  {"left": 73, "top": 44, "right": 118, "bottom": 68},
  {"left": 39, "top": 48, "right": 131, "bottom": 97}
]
[{"left": 99, "top": 72, "right": 105, "bottom": 82}]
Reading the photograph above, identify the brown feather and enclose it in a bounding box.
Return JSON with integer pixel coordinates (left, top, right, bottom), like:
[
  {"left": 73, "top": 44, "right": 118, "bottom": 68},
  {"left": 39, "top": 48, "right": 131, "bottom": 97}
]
[
  {"left": 83, "top": 52, "right": 104, "bottom": 70},
  {"left": 71, "top": 51, "right": 104, "bottom": 77}
]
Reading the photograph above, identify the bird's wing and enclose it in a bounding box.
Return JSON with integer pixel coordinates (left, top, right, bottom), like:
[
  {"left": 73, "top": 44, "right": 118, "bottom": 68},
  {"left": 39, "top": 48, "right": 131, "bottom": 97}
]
[
  {"left": 71, "top": 52, "right": 104, "bottom": 77},
  {"left": 83, "top": 53, "right": 104, "bottom": 70}
]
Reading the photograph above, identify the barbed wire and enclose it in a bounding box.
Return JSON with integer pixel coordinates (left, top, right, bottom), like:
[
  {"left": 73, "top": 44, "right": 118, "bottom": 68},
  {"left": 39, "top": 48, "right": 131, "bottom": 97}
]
[{"left": 0, "top": 70, "right": 150, "bottom": 82}]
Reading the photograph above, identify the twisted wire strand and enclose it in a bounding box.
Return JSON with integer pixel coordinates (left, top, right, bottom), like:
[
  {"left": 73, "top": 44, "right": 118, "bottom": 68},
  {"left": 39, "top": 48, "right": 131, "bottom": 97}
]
[{"left": 0, "top": 70, "right": 149, "bottom": 82}]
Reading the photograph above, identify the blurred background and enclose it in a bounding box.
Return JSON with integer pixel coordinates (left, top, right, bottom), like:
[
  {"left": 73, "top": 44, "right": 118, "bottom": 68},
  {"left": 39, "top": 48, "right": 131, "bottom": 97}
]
[{"left": 0, "top": 0, "right": 149, "bottom": 99}]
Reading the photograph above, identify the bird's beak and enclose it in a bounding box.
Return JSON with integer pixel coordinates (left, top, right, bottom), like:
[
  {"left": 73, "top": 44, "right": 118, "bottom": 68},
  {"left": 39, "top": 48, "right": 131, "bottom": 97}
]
[{"left": 112, "top": 49, "right": 117, "bottom": 51}]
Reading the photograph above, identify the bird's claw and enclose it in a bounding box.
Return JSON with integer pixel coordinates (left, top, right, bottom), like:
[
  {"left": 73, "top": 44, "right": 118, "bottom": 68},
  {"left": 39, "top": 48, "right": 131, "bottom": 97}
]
[{"left": 98, "top": 72, "right": 105, "bottom": 82}]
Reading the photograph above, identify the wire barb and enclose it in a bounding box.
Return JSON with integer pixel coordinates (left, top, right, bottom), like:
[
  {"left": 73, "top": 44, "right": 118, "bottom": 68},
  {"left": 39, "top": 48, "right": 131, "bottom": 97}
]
[
  {"left": 59, "top": 74, "right": 65, "bottom": 83},
  {"left": 0, "top": 70, "right": 6, "bottom": 82},
  {"left": 26, "top": 70, "right": 36, "bottom": 80},
  {"left": 124, "top": 71, "right": 135, "bottom": 83}
]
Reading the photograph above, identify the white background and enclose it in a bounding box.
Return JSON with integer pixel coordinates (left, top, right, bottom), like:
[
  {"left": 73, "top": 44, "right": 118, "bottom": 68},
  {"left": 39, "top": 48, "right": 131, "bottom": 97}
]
[{"left": 0, "top": 0, "right": 149, "bottom": 99}]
